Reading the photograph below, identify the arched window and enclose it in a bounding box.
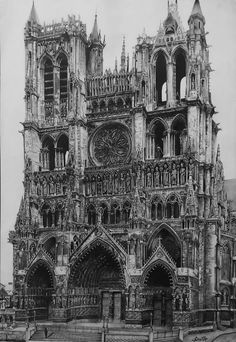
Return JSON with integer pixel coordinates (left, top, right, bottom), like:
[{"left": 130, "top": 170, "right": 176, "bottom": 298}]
[
  {"left": 122, "top": 202, "right": 131, "bottom": 224},
  {"left": 101, "top": 203, "right": 108, "bottom": 224},
  {"left": 108, "top": 99, "right": 115, "bottom": 111},
  {"left": 166, "top": 194, "right": 180, "bottom": 219},
  {"left": 56, "top": 135, "right": 69, "bottom": 169},
  {"left": 41, "top": 136, "right": 55, "bottom": 171},
  {"left": 151, "top": 197, "right": 163, "bottom": 221},
  {"left": 125, "top": 97, "right": 132, "bottom": 108},
  {"left": 171, "top": 117, "right": 186, "bottom": 156},
  {"left": 59, "top": 56, "right": 68, "bottom": 101},
  {"left": 92, "top": 101, "right": 98, "bottom": 113},
  {"left": 110, "top": 203, "right": 121, "bottom": 224},
  {"left": 41, "top": 204, "right": 51, "bottom": 228},
  {"left": 156, "top": 52, "right": 167, "bottom": 104},
  {"left": 174, "top": 50, "right": 186, "bottom": 101},
  {"left": 100, "top": 100, "right": 106, "bottom": 112},
  {"left": 44, "top": 58, "right": 54, "bottom": 102},
  {"left": 154, "top": 121, "right": 166, "bottom": 159},
  {"left": 88, "top": 204, "right": 96, "bottom": 225},
  {"left": 117, "top": 98, "right": 124, "bottom": 109},
  {"left": 221, "top": 245, "right": 231, "bottom": 281}
]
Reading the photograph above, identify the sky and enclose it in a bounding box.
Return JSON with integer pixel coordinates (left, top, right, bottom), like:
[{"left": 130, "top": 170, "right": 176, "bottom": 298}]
[{"left": 1, "top": 0, "right": 236, "bottom": 285}]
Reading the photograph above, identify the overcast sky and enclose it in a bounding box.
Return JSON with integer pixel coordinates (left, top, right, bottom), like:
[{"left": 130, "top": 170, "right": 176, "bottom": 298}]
[{"left": 1, "top": 0, "right": 236, "bottom": 285}]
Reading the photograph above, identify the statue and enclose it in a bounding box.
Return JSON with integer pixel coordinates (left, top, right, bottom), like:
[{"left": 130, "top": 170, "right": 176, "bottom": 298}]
[
  {"left": 180, "top": 163, "right": 186, "bottom": 185},
  {"left": 171, "top": 164, "right": 177, "bottom": 186},
  {"left": 163, "top": 164, "right": 169, "bottom": 186},
  {"left": 146, "top": 168, "right": 152, "bottom": 188},
  {"left": 155, "top": 145, "right": 163, "bottom": 160},
  {"left": 154, "top": 166, "right": 160, "bottom": 187}
]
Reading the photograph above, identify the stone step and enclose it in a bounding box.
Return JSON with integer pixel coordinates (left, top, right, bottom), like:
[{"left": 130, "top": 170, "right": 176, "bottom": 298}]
[{"left": 30, "top": 329, "right": 102, "bottom": 342}]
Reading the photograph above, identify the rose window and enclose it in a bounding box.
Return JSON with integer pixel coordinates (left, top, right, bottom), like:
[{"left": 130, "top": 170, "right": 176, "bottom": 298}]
[{"left": 91, "top": 124, "right": 131, "bottom": 166}]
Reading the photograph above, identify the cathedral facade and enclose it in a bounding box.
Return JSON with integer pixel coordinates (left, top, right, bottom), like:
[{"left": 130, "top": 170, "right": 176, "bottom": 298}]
[{"left": 9, "top": 0, "right": 236, "bottom": 328}]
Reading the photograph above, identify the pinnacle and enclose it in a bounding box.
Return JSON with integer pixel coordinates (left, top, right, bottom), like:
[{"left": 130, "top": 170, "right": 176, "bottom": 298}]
[
  {"left": 90, "top": 13, "right": 100, "bottom": 42},
  {"left": 189, "top": 0, "right": 205, "bottom": 23},
  {"left": 191, "top": 0, "right": 203, "bottom": 17},
  {"left": 28, "top": 1, "right": 40, "bottom": 24}
]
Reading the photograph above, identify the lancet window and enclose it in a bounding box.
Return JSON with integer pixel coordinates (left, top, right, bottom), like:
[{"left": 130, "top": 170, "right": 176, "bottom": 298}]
[
  {"left": 122, "top": 202, "right": 131, "bottom": 224},
  {"left": 110, "top": 203, "right": 121, "bottom": 224},
  {"left": 56, "top": 135, "right": 69, "bottom": 169},
  {"left": 221, "top": 244, "right": 231, "bottom": 281},
  {"left": 171, "top": 117, "right": 186, "bottom": 156},
  {"left": 151, "top": 197, "right": 163, "bottom": 220},
  {"left": 174, "top": 49, "right": 186, "bottom": 101},
  {"left": 59, "top": 56, "right": 68, "bottom": 101},
  {"left": 156, "top": 52, "right": 167, "bottom": 104},
  {"left": 41, "top": 136, "right": 55, "bottom": 171},
  {"left": 166, "top": 194, "right": 180, "bottom": 219},
  {"left": 87, "top": 204, "right": 96, "bottom": 225},
  {"left": 44, "top": 58, "right": 54, "bottom": 102}
]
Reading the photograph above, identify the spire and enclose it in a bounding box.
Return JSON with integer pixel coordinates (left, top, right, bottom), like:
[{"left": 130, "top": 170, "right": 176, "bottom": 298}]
[
  {"left": 91, "top": 13, "right": 100, "bottom": 42},
  {"left": 120, "top": 36, "right": 126, "bottom": 71},
  {"left": 191, "top": 0, "right": 203, "bottom": 17},
  {"left": 28, "top": 1, "right": 40, "bottom": 24},
  {"left": 189, "top": 0, "right": 205, "bottom": 24}
]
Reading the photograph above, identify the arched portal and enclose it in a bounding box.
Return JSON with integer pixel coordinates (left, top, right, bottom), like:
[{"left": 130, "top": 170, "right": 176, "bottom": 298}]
[
  {"left": 26, "top": 260, "right": 54, "bottom": 320},
  {"left": 69, "top": 242, "right": 125, "bottom": 322},
  {"left": 143, "top": 263, "right": 174, "bottom": 327}
]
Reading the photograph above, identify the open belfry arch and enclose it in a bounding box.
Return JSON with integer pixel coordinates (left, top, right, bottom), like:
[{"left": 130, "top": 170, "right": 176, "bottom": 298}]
[{"left": 9, "top": 0, "right": 236, "bottom": 329}]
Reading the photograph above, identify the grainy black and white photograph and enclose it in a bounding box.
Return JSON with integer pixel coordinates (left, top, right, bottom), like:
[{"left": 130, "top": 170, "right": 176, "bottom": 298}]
[{"left": 1, "top": 0, "right": 236, "bottom": 341}]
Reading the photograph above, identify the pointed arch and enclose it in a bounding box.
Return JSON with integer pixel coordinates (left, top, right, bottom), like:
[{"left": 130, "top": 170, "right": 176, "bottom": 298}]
[
  {"left": 155, "top": 50, "right": 168, "bottom": 104},
  {"left": 68, "top": 238, "right": 126, "bottom": 289},
  {"left": 147, "top": 223, "right": 182, "bottom": 267},
  {"left": 172, "top": 47, "right": 187, "bottom": 101},
  {"left": 43, "top": 57, "right": 54, "bottom": 102},
  {"left": 56, "top": 133, "right": 69, "bottom": 168},
  {"left": 57, "top": 53, "right": 68, "bottom": 103},
  {"left": 142, "top": 260, "right": 175, "bottom": 287},
  {"left": 26, "top": 259, "right": 55, "bottom": 289},
  {"left": 150, "top": 118, "right": 167, "bottom": 158}
]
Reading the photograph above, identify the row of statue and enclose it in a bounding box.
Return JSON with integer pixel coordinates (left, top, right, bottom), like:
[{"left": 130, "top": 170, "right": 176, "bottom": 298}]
[
  {"left": 85, "top": 171, "right": 132, "bottom": 196},
  {"left": 26, "top": 175, "right": 67, "bottom": 197}
]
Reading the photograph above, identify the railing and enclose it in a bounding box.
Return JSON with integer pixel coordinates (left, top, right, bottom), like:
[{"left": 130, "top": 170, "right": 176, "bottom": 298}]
[{"left": 86, "top": 72, "right": 133, "bottom": 97}]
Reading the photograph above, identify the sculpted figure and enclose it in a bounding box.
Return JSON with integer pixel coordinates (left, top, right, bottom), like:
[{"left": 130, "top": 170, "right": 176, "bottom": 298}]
[
  {"left": 180, "top": 163, "right": 186, "bottom": 185},
  {"left": 146, "top": 168, "right": 152, "bottom": 188},
  {"left": 171, "top": 164, "right": 177, "bottom": 186},
  {"left": 163, "top": 164, "right": 169, "bottom": 186}
]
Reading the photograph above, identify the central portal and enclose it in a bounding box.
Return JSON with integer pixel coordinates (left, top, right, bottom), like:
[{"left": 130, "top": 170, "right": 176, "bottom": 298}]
[
  {"left": 145, "top": 264, "right": 173, "bottom": 327},
  {"left": 69, "top": 243, "right": 125, "bottom": 322}
]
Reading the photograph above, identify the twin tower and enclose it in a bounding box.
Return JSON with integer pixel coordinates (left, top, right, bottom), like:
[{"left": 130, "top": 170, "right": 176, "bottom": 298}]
[{"left": 9, "top": 0, "right": 235, "bottom": 329}]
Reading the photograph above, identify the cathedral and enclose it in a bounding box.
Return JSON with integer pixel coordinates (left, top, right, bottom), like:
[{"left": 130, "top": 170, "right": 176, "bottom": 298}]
[{"left": 9, "top": 0, "right": 236, "bottom": 330}]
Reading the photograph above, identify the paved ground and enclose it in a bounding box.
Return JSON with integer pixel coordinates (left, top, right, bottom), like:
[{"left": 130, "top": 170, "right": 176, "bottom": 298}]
[{"left": 184, "top": 329, "right": 236, "bottom": 342}]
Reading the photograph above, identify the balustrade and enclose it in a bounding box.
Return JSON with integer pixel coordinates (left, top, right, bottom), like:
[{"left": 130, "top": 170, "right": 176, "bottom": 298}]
[{"left": 86, "top": 72, "right": 132, "bottom": 97}]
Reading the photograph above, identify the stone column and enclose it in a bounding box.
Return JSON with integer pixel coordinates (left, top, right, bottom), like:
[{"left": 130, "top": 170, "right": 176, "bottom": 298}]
[
  {"left": 167, "top": 61, "right": 174, "bottom": 107},
  {"left": 205, "top": 221, "right": 217, "bottom": 308}
]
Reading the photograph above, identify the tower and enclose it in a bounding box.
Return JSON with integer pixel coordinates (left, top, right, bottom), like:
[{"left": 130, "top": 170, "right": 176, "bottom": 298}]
[{"left": 9, "top": 0, "right": 235, "bottom": 330}]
